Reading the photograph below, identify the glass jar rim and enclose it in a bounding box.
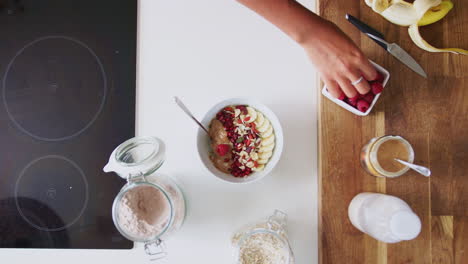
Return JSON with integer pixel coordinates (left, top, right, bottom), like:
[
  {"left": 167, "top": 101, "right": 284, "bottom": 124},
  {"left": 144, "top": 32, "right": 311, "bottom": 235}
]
[
  {"left": 104, "top": 136, "right": 166, "bottom": 179},
  {"left": 235, "top": 228, "right": 291, "bottom": 264},
  {"left": 112, "top": 181, "right": 174, "bottom": 243},
  {"left": 115, "top": 137, "right": 159, "bottom": 167},
  {"left": 369, "top": 135, "right": 415, "bottom": 177}
]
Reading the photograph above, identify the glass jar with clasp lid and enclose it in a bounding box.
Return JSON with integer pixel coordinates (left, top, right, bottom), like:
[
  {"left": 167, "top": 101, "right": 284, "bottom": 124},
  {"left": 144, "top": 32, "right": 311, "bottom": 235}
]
[
  {"left": 232, "top": 210, "right": 295, "bottom": 264},
  {"left": 103, "top": 136, "right": 186, "bottom": 260}
]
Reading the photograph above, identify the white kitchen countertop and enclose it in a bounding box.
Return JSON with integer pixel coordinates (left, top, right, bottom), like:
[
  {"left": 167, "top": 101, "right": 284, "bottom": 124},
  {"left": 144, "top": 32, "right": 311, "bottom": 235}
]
[{"left": 2, "top": 0, "right": 318, "bottom": 263}]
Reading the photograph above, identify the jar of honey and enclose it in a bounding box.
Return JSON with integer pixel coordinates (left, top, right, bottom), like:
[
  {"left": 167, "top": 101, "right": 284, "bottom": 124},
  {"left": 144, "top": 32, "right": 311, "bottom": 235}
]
[{"left": 360, "top": 135, "right": 414, "bottom": 178}]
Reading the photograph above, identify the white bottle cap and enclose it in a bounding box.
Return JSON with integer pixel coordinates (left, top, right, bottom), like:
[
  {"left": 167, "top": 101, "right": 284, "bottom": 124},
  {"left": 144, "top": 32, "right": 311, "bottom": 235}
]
[{"left": 390, "top": 211, "right": 421, "bottom": 241}]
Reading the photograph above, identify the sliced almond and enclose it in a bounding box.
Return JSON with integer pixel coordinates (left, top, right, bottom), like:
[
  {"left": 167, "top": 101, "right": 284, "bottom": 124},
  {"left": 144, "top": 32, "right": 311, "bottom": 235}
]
[
  {"left": 250, "top": 152, "right": 259, "bottom": 161},
  {"left": 239, "top": 151, "right": 248, "bottom": 158}
]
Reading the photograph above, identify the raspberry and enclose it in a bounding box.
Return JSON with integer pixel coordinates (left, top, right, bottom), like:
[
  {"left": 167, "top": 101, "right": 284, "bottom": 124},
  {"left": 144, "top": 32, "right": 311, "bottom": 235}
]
[
  {"left": 373, "top": 72, "right": 385, "bottom": 83},
  {"left": 338, "top": 92, "right": 346, "bottom": 101},
  {"left": 357, "top": 99, "right": 370, "bottom": 113},
  {"left": 236, "top": 105, "right": 248, "bottom": 115},
  {"left": 347, "top": 95, "right": 360, "bottom": 107},
  {"left": 363, "top": 93, "right": 375, "bottom": 104},
  {"left": 216, "top": 144, "right": 230, "bottom": 156},
  {"left": 371, "top": 82, "right": 384, "bottom": 95}
]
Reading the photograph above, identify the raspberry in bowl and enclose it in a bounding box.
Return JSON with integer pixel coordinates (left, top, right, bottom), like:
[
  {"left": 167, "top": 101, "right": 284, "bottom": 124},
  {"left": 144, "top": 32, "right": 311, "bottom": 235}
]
[{"left": 197, "top": 98, "right": 283, "bottom": 184}]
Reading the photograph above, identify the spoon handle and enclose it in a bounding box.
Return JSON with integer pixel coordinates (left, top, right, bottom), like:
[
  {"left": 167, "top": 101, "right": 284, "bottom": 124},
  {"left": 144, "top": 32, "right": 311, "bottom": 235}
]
[
  {"left": 174, "top": 96, "right": 210, "bottom": 135},
  {"left": 395, "top": 159, "right": 431, "bottom": 177}
]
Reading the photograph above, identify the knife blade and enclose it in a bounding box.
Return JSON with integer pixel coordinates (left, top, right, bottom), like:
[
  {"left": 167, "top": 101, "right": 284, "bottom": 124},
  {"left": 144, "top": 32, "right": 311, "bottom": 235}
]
[
  {"left": 366, "top": 33, "right": 427, "bottom": 78},
  {"left": 345, "top": 14, "right": 427, "bottom": 78}
]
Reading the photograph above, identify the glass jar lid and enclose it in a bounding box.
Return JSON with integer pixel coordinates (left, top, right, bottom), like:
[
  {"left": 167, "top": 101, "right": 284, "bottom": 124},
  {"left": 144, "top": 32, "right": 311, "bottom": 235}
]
[{"left": 104, "top": 136, "right": 166, "bottom": 180}]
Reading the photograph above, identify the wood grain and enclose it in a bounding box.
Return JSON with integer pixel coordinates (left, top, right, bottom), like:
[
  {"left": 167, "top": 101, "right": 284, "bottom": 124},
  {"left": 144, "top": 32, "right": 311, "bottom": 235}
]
[{"left": 317, "top": 1, "right": 468, "bottom": 263}]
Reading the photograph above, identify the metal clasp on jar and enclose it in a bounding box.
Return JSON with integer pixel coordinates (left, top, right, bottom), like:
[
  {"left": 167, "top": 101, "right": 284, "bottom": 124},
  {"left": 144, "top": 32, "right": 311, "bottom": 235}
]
[
  {"left": 126, "top": 171, "right": 147, "bottom": 183},
  {"left": 144, "top": 239, "right": 167, "bottom": 261}
]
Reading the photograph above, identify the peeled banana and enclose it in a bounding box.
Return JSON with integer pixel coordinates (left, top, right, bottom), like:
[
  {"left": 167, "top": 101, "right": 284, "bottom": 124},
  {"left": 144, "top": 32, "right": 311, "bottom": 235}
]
[{"left": 364, "top": 0, "right": 467, "bottom": 55}]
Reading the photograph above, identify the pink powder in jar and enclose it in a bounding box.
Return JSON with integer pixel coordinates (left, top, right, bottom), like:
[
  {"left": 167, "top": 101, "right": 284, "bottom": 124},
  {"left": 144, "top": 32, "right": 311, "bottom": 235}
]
[{"left": 117, "top": 185, "right": 171, "bottom": 240}]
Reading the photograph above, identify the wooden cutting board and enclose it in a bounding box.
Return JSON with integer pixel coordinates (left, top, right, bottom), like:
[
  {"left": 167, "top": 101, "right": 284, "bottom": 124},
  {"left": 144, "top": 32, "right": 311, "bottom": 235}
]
[{"left": 317, "top": 1, "right": 468, "bottom": 263}]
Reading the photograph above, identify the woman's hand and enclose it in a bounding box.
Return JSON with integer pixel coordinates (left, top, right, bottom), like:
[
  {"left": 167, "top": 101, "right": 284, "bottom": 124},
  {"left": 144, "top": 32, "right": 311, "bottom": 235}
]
[
  {"left": 301, "top": 20, "right": 378, "bottom": 99},
  {"left": 236, "top": 0, "right": 378, "bottom": 99}
]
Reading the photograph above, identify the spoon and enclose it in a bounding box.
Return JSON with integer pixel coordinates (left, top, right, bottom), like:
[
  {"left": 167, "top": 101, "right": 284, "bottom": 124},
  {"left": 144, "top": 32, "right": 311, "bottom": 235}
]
[
  {"left": 174, "top": 96, "right": 210, "bottom": 135},
  {"left": 394, "top": 159, "right": 431, "bottom": 177}
]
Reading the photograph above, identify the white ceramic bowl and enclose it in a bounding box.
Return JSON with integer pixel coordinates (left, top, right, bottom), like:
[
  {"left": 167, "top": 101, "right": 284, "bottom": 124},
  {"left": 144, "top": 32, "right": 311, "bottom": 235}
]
[
  {"left": 197, "top": 98, "right": 284, "bottom": 184},
  {"left": 321, "top": 61, "right": 390, "bottom": 116}
]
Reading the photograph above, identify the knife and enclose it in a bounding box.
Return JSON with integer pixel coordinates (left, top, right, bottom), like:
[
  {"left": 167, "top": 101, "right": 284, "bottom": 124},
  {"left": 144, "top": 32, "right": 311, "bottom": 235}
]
[{"left": 345, "top": 14, "right": 427, "bottom": 78}]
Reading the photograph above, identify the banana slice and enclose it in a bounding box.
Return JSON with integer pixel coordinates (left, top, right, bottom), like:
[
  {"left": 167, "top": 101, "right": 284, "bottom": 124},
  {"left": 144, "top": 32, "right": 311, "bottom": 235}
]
[
  {"left": 252, "top": 164, "right": 265, "bottom": 172},
  {"left": 246, "top": 109, "right": 276, "bottom": 171},
  {"left": 408, "top": 24, "right": 468, "bottom": 54},
  {"left": 257, "top": 119, "right": 270, "bottom": 133},
  {"left": 246, "top": 107, "right": 257, "bottom": 123},
  {"left": 259, "top": 151, "right": 273, "bottom": 160},
  {"left": 261, "top": 126, "right": 274, "bottom": 138},
  {"left": 255, "top": 112, "right": 265, "bottom": 127},
  {"left": 259, "top": 143, "right": 275, "bottom": 153},
  {"left": 261, "top": 134, "right": 275, "bottom": 146}
]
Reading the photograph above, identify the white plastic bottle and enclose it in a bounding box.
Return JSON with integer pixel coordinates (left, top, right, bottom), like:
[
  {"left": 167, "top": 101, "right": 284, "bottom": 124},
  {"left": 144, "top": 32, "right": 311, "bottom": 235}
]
[{"left": 348, "top": 192, "right": 421, "bottom": 243}]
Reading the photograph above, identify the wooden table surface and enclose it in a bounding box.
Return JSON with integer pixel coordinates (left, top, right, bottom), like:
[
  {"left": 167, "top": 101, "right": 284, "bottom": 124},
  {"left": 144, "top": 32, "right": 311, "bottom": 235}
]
[{"left": 317, "top": 1, "right": 468, "bottom": 263}]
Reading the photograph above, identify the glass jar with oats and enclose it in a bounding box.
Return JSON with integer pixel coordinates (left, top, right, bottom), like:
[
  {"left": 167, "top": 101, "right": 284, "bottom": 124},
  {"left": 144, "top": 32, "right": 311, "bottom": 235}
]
[
  {"left": 231, "top": 210, "right": 294, "bottom": 264},
  {"left": 360, "top": 135, "right": 415, "bottom": 178}
]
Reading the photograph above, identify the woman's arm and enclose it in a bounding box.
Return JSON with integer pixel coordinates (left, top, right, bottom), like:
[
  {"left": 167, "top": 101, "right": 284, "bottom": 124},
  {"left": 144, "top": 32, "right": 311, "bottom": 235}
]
[{"left": 236, "top": 0, "right": 377, "bottom": 99}]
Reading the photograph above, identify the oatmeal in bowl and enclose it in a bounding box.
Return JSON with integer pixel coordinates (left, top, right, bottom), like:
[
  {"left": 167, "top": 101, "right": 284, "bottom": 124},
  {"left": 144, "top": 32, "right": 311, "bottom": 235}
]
[{"left": 197, "top": 98, "right": 283, "bottom": 184}]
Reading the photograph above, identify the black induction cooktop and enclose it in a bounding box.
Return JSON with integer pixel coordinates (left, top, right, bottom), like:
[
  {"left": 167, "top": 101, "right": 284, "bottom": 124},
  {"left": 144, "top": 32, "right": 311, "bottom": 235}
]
[{"left": 0, "top": 0, "right": 136, "bottom": 249}]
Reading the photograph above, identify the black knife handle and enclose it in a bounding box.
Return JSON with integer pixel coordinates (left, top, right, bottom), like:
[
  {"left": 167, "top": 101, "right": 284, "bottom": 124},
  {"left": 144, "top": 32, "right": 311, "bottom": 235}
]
[{"left": 345, "top": 14, "right": 387, "bottom": 50}]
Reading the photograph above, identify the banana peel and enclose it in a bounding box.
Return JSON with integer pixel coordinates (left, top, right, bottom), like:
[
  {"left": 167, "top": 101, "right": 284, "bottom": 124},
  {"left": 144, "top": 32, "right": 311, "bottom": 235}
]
[
  {"left": 408, "top": 24, "right": 468, "bottom": 54},
  {"left": 365, "top": 0, "right": 467, "bottom": 55},
  {"left": 413, "top": 0, "right": 441, "bottom": 18},
  {"left": 418, "top": 0, "right": 454, "bottom": 26}
]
